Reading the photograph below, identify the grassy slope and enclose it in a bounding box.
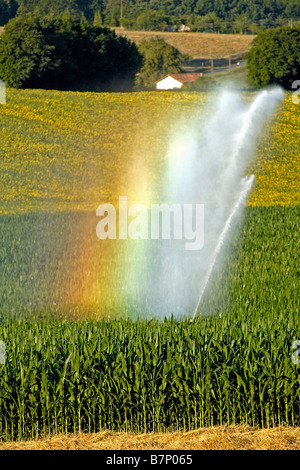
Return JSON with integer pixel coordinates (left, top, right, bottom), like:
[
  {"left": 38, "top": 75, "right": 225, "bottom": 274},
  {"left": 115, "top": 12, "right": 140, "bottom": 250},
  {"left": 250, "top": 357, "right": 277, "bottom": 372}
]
[
  {"left": 0, "top": 88, "right": 298, "bottom": 214},
  {"left": 113, "top": 28, "right": 255, "bottom": 59}
]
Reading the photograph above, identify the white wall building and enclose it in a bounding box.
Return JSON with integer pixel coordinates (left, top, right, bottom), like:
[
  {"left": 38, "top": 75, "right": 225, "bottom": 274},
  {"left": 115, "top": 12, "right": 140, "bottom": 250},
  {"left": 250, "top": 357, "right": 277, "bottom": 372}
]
[{"left": 156, "top": 73, "right": 203, "bottom": 90}]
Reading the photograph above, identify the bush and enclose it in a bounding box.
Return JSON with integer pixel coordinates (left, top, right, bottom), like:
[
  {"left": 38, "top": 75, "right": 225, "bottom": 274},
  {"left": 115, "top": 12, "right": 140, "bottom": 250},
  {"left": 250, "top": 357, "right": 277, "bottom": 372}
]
[
  {"left": 183, "top": 75, "right": 216, "bottom": 91},
  {"left": 246, "top": 26, "right": 300, "bottom": 90},
  {"left": 0, "top": 15, "right": 143, "bottom": 91},
  {"left": 137, "top": 37, "right": 186, "bottom": 89}
]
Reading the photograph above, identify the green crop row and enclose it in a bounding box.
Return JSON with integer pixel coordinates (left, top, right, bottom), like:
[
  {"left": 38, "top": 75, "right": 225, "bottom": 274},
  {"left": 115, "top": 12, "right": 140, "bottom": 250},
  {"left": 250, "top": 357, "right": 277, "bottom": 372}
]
[
  {"left": 0, "top": 205, "right": 299, "bottom": 441},
  {"left": 0, "top": 306, "right": 299, "bottom": 441}
]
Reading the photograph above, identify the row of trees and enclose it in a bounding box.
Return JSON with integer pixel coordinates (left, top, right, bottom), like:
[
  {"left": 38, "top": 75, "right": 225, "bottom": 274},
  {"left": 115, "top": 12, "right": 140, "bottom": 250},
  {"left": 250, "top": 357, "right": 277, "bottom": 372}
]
[
  {"left": 0, "top": 15, "right": 299, "bottom": 91},
  {"left": 132, "top": 11, "right": 258, "bottom": 34},
  {"left": 105, "top": 1, "right": 300, "bottom": 33},
  {"left": 246, "top": 25, "right": 300, "bottom": 89},
  {"left": 0, "top": 16, "right": 143, "bottom": 91},
  {"left": 0, "top": 0, "right": 299, "bottom": 32},
  {"left": 0, "top": 15, "right": 188, "bottom": 91}
]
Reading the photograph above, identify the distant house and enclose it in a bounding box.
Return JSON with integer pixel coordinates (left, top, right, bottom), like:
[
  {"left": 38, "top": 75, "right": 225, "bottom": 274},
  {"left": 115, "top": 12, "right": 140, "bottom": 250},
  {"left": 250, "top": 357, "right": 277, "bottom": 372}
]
[{"left": 156, "top": 73, "right": 203, "bottom": 90}]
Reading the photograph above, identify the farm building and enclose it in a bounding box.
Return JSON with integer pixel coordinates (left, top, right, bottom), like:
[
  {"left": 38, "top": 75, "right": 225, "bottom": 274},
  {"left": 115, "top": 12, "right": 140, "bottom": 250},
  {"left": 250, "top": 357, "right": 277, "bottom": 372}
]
[{"left": 156, "top": 73, "right": 203, "bottom": 90}]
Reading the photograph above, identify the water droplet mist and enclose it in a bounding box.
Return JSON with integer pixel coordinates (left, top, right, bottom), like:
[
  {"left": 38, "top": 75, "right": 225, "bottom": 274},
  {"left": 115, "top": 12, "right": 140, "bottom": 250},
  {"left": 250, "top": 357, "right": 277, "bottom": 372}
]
[{"left": 122, "top": 86, "right": 284, "bottom": 319}]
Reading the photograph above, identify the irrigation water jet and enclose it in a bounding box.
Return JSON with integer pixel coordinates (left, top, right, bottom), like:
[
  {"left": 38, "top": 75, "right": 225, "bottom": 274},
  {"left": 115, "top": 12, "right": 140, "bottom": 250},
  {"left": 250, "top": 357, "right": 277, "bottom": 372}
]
[
  {"left": 191, "top": 174, "right": 255, "bottom": 320},
  {"left": 122, "top": 86, "right": 284, "bottom": 319}
]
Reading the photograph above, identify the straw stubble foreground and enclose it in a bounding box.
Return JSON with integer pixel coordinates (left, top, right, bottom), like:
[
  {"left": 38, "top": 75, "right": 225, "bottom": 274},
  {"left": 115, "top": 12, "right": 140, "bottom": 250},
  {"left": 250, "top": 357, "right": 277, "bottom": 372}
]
[{"left": 1, "top": 425, "right": 300, "bottom": 450}]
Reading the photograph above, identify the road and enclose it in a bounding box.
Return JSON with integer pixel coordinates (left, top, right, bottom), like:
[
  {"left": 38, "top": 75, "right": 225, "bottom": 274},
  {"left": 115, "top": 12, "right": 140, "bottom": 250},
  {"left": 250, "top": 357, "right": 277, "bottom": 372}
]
[{"left": 204, "top": 60, "right": 247, "bottom": 75}]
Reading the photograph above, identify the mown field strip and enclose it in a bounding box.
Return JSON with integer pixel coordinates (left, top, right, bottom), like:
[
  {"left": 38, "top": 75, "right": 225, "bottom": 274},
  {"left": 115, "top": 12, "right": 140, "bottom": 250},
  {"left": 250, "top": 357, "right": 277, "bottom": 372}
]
[{"left": 113, "top": 29, "right": 255, "bottom": 59}]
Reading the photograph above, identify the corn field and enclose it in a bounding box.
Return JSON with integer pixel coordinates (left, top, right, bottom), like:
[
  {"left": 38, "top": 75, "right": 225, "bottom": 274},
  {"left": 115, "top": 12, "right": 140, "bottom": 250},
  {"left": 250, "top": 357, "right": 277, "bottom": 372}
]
[
  {"left": 0, "top": 307, "right": 299, "bottom": 441},
  {"left": 0, "top": 206, "right": 299, "bottom": 441}
]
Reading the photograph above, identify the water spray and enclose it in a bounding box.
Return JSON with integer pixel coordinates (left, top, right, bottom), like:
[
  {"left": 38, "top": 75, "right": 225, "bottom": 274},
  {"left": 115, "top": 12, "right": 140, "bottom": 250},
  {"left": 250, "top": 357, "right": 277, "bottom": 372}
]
[
  {"left": 124, "top": 86, "right": 284, "bottom": 319},
  {"left": 191, "top": 174, "right": 255, "bottom": 320}
]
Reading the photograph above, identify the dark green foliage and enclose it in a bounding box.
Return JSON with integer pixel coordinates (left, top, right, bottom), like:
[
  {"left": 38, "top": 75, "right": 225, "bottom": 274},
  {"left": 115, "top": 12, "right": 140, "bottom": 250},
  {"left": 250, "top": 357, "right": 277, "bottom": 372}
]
[
  {"left": 0, "top": 15, "right": 143, "bottom": 91},
  {"left": 0, "top": 16, "right": 55, "bottom": 88},
  {"left": 0, "top": 0, "right": 17, "bottom": 26},
  {"left": 183, "top": 75, "right": 216, "bottom": 91},
  {"left": 136, "top": 9, "right": 169, "bottom": 31},
  {"left": 1, "top": 311, "right": 299, "bottom": 439},
  {"left": 246, "top": 26, "right": 300, "bottom": 89},
  {"left": 4, "top": 0, "right": 300, "bottom": 32},
  {"left": 16, "top": 0, "right": 105, "bottom": 23},
  {"left": 0, "top": 0, "right": 299, "bottom": 32},
  {"left": 137, "top": 37, "right": 186, "bottom": 88}
]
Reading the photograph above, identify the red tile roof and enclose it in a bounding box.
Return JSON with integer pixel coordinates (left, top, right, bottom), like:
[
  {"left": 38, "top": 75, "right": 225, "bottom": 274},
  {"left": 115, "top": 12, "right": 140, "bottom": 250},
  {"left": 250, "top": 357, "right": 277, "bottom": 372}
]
[{"left": 156, "top": 73, "right": 202, "bottom": 84}]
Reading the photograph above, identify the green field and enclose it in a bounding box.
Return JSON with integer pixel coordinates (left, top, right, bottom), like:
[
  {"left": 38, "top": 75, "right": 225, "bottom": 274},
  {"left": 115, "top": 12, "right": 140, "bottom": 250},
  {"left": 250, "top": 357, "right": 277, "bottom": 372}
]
[
  {"left": 0, "top": 88, "right": 299, "bottom": 441},
  {"left": 0, "top": 205, "right": 299, "bottom": 440}
]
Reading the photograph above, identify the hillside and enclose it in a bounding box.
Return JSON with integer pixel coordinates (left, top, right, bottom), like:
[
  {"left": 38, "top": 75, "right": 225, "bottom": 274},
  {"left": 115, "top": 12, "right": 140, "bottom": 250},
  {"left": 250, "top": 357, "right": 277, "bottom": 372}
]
[
  {"left": 0, "top": 25, "right": 255, "bottom": 59},
  {"left": 113, "top": 28, "right": 255, "bottom": 59},
  {"left": 0, "top": 89, "right": 298, "bottom": 216}
]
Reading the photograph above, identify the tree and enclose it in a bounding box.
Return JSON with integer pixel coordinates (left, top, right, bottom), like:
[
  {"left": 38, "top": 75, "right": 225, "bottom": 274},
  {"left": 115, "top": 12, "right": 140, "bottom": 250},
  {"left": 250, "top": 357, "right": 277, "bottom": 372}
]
[
  {"left": 137, "top": 37, "right": 186, "bottom": 88},
  {"left": 14, "top": 0, "right": 105, "bottom": 23},
  {"left": 0, "top": 0, "right": 9, "bottom": 26},
  {"left": 1, "top": 0, "right": 298, "bottom": 32},
  {"left": 233, "top": 13, "right": 250, "bottom": 33},
  {"left": 246, "top": 26, "right": 300, "bottom": 89},
  {"left": 183, "top": 75, "right": 216, "bottom": 91},
  {"left": 204, "top": 12, "right": 223, "bottom": 32},
  {"left": 93, "top": 10, "right": 103, "bottom": 26},
  {"left": 0, "top": 15, "right": 143, "bottom": 91},
  {"left": 285, "top": 0, "right": 300, "bottom": 17},
  {"left": 0, "top": 0, "right": 18, "bottom": 26},
  {"left": 0, "top": 15, "right": 55, "bottom": 87},
  {"left": 136, "top": 9, "right": 168, "bottom": 31}
]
